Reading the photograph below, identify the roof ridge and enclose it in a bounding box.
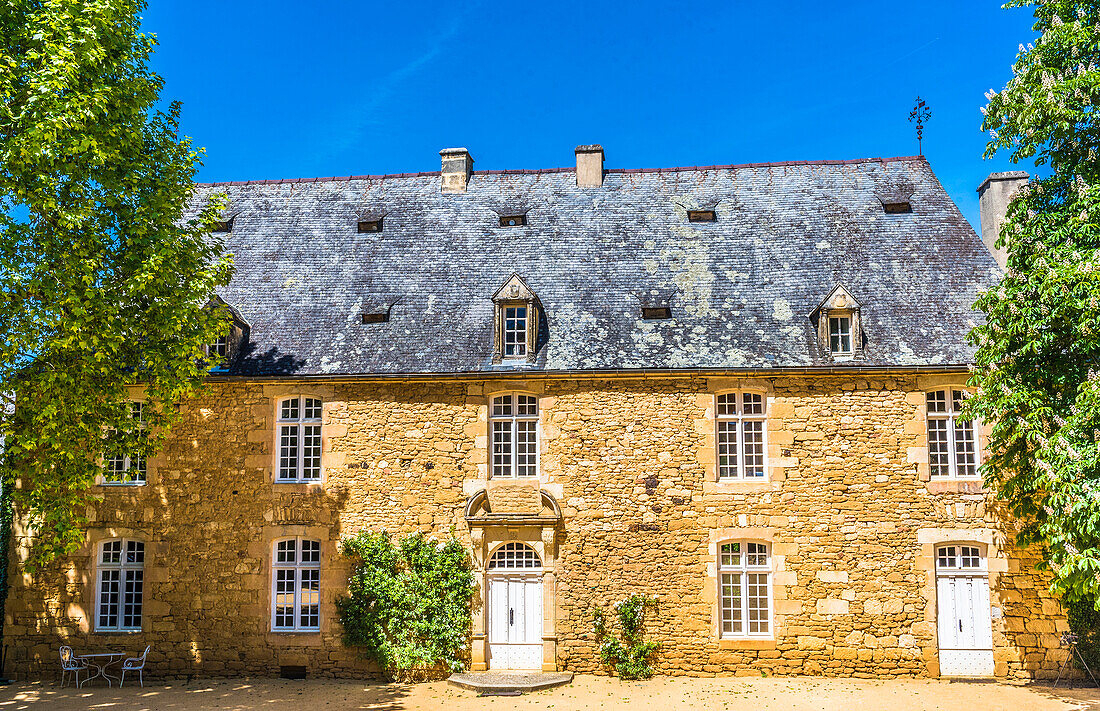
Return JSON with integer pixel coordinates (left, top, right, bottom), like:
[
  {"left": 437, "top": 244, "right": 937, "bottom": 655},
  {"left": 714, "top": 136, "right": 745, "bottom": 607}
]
[{"left": 194, "top": 155, "right": 926, "bottom": 188}]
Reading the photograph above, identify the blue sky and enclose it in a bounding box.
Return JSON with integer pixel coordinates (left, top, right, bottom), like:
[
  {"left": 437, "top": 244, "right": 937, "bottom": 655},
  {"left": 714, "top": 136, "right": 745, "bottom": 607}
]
[{"left": 144, "top": 1, "right": 1038, "bottom": 230}]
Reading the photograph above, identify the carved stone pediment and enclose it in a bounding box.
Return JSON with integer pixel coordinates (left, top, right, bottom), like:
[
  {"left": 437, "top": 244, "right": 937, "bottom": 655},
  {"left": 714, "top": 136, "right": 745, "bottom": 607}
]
[
  {"left": 492, "top": 273, "right": 537, "bottom": 304},
  {"left": 811, "top": 283, "right": 861, "bottom": 317},
  {"left": 464, "top": 489, "right": 562, "bottom": 526}
]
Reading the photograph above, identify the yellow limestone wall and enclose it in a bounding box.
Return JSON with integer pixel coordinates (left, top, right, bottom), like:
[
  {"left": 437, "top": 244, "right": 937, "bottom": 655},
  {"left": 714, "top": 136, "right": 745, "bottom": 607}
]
[{"left": 3, "top": 375, "right": 1069, "bottom": 680}]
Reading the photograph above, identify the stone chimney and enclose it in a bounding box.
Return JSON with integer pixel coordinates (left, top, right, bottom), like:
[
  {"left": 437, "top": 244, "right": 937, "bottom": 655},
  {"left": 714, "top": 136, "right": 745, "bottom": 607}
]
[
  {"left": 575, "top": 145, "right": 604, "bottom": 188},
  {"left": 440, "top": 148, "right": 473, "bottom": 193},
  {"left": 977, "top": 171, "right": 1029, "bottom": 269}
]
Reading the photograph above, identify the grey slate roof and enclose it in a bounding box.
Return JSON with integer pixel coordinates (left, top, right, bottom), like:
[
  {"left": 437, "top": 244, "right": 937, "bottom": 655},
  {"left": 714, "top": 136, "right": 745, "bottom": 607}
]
[{"left": 192, "top": 156, "right": 1000, "bottom": 377}]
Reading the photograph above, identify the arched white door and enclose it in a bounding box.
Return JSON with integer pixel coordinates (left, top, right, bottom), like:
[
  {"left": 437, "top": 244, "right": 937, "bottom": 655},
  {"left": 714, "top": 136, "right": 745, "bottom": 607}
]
[
  {"left": 936, "top": 544, "right": 994, "bottom": 676},
  {"left": 487, "top": 542, "right": 543, "bottom": 670}
]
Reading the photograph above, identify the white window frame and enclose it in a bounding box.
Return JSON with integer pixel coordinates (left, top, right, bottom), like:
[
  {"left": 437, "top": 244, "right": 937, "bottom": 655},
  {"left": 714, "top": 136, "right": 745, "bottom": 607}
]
[
  {"left": 102, "top": 401, "right": 147, "bottom": 486},
  {"left": 828, "top": 315, "right": 852, "bottom": 355},
  {"left": 205, "top": 335, "right": 229, "bottom": 360},
  {"left": 489, "top": 392, "right": 540, "bottom": 479},
  {"left": 95, "top": 538, "right": 145, "bottom": 632},
  {"left": 926, "top": 390, "right": 980, "bottom": 479},
  {"left": 935, "top": 543, "right": 986, "bottom": 573},
  {"left": 715, "top": 392, "right": 767, "bottom": 480},
  {"left": 487, "top": 542, "right": 543, "bottom": 570},
  {"left": 718, "top": 541, "right": 772, "bottom": 639},
  {"left": 276, "top": 397, "right": 323, "bottom": 483},
  {"left": 502, "top": 305, "right": 529, "bottom": 359},
  {"left": 271, "top": 537, "right": 322, "bottom": 632}
]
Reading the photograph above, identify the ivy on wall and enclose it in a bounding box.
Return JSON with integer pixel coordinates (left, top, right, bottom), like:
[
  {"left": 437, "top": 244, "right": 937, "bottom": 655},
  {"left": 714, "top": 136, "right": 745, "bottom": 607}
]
[
  {"left": 336, "top": 531, "right": 474, "bottom": 681},
  {"left": 592, "top": 594, "right": 660, "bottom": 680}
]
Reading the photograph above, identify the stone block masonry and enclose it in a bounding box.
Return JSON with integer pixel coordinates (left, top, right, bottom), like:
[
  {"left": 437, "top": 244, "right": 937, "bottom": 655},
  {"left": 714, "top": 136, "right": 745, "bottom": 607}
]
[{"left": 3, "top": 375, "right": 1068, "bottom": 681}]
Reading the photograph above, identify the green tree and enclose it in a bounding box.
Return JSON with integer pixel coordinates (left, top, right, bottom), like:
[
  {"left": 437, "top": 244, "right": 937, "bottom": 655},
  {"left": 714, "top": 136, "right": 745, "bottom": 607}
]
[
  {"left": 0, "top": 0, "right": 232, "bottom": 567},
  {"left": 968, "top": 0, "right": 1100, "bottom": 605}
]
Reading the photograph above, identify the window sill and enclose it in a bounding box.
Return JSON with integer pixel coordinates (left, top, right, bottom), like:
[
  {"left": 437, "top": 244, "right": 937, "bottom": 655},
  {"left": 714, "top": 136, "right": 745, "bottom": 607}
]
[
  {"left": 718, "top": 638, "right": 776, "bottom": 650},
  {"left": 266, "top": 630, "right": 324, "bottom": 647},
  {"left": 925, "top": 479, "right": 984, "bottom": 494},
  {"left": 273, "top": 481, "right": 324, "bottom": 490},
  {"left": 99, "top": 482, "right": 147, "bottom": 488},
  {"left": 703, "top": 480, "right": 777, "bottom": 494},
  {"left": 91, "top": 629, "right": 143, "bottom": 635}
]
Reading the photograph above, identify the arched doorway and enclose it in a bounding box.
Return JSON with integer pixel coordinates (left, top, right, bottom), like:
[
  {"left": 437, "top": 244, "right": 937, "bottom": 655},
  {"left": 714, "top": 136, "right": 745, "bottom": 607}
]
[
  {"left": 487, "top": 542, "right": 544, "bottom": 670},
  {"left": 936, "top": 543, "right": 994, "bottom": 676}
]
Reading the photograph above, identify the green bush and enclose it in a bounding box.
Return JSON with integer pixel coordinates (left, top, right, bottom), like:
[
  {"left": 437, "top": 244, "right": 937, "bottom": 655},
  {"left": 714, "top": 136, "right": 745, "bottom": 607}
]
[
  {"left": 1067, "top": 597, "right": 1100, "bottom": 674},
  {"left": 336, "top": 531, "right": 474, "bottom": 681},
  {"left": 592, "top": 594, "right": 660, "bottom": 680}
]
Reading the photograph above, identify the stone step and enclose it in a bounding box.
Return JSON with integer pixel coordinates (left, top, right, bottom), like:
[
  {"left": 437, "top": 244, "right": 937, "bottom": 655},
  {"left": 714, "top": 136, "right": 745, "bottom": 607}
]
[{"left": 447, "top": 671, "right": 574, "bottom": 694}]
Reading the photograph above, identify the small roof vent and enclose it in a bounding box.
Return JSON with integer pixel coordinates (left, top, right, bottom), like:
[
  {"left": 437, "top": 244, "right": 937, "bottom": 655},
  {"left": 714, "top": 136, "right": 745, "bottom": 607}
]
[
  {"left": 357, "top": 218, "right": 383, "bottom": 233},
  {"left": 687, "top": 210, "right": 716, "bottom": 223},
  {"left": 499, "top": 214, "right": 528, "bottom": 227},
  {"left": 641, "top": 306, "right": 672, "bottom": 320},
  {"left": 360, "top": 295, "right": 399, "bottom": 325},
  {"left": 211, "top": 218, "right": 233, "bottom": 233},
  {"left": 876, "top": 184, "right": 915, "bottom": 215}
]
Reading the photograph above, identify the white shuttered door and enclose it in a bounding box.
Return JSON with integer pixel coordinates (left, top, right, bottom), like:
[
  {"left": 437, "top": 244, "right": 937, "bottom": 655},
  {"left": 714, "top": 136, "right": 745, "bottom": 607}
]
[
  {"left": 488, "top": 575, "right": 543, "bottom": 670},
  {"left": 936, "top": 545, "right": 994, "bottom": 677}
]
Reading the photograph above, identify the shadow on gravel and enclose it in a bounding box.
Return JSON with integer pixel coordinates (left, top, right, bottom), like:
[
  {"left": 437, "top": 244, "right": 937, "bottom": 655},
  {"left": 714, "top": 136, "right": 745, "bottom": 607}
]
[{"left": 0, "top": 678, "right": 411, "bottom": 711}]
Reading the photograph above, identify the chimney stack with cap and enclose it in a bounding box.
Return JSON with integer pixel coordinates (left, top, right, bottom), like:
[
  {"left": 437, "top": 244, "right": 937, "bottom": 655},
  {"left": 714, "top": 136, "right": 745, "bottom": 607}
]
[
  {"left": 575, "top": 145, "right": 604, "bottom": 188},
  {"left": 977, "top": 171, "right": 1029, "bottom": 269},
  {"left": 440, "top": 148, "right": 473, "bottom": 193}
]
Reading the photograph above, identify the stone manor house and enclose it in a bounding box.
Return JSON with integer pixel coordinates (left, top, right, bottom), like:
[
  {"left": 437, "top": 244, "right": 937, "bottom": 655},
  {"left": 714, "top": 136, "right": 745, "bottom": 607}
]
[{"left": 5, "top": 147, "right": 1055, "bottom": 681}]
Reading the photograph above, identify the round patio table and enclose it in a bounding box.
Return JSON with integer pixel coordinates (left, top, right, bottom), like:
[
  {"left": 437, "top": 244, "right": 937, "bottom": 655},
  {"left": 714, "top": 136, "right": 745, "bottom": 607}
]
[{"left": 75, "top": 652, "right": 123, "bottom": 687}]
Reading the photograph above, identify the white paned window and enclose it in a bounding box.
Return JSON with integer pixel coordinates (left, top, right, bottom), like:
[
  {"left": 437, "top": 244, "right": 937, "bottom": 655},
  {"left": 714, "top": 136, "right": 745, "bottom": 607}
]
[
  {"left": 716, "top": 392, "right": 767, "bottom": 480},
  {"left": 927, "top": 390, "right": 979, "bottom": 478},
  {"left": 96, "top": 539, "right": 144, "bottom": 631},
  {"left": 103, "top": 402, "right": 146, "bottom": 485},
  {"left": 277, "top": 397, "right": 323, "bottom": 483},
  {"left": 209, "top": 335, "right": 228, "bottom": 359},
  {"left": 488, "top": 542, "right": 542, "bottom": 569},
  {"left": 936, "top": 545, "right": 984, "bottom": 571},
  {"left": 503, "top": 306, "right": 528, "bottom": 358},
  {"left": 829, "top": 316, "right": 852, "bottom": 355},
  {"left": 272, "top": 538, "right": 321, "bottom": 632},
  {"left": 490, "top": 393, "right": 539, "bottom": 478},
  {"left": 718, "top": 541, "right": 771, "bottom": 638}
]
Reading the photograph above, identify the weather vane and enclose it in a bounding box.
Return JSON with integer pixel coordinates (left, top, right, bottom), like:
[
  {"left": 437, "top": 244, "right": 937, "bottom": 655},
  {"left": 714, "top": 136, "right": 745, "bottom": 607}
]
[{"left": 909, "top": 96, "right": 931, "bottom": 155}]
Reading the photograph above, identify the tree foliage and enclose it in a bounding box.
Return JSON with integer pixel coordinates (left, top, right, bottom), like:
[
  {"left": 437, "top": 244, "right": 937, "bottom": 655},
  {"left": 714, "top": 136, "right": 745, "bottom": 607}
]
[
  {"left": 968, "top": 0, "right": 1100, "bottom": 605},
  {"left": 336, "top": 531, "right": 475, "bottom": 680},
  {"left": 592, "top": 594, "right": 660, "bottom": 680},
  {"left": 0, "top": 0, "right": 232, "bottom": 566}
]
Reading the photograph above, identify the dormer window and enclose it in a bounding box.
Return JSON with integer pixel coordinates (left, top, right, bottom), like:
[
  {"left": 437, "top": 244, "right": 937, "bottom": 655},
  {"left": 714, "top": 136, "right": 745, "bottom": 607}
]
[
  {"left": 212, "top": 219, "right": 233, "bottom": 233},
  {"left": 208, "top": 335, "right": 229, "bottom": 359},
  {"left": 492, "top": 274, "right": 541, "bottom": 364},
  {"left": 503, "top": 306, "right": 528, "bottom": 357},
  {"left": 357, "top": 219, "right": 383, "bottom": 233},
  {"left": 687, "top": 210, "right": 716, "bottom": 223},
  {"left": 829, "top": 316, "right": 852, "bottom": 355},
  {"left": 810, "top": 284, "right": 862, "bottom": 361},
  {"left": 204, "top": 297, "right": 250, "bottom": 368},
  {"left": 361, "top": 312, "right": 388, "bottom": 324},
  {"left": 499, "top": 214, "right": 527, "bottom": 227}
]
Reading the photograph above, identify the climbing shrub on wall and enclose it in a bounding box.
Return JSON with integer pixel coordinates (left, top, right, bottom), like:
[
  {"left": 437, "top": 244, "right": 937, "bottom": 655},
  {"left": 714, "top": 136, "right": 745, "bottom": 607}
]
[
  {"left": 336, "top": 531, "right": 474, "bottom": 681},
  {"left": 592, "top": 594, "right": 660, "bottom": 680}
]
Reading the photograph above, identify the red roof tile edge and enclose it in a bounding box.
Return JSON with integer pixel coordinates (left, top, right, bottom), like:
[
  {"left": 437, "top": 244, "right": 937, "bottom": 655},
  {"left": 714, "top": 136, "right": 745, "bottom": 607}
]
[{"left": 194, "top": 155, "right": 925, "bottom": 188}]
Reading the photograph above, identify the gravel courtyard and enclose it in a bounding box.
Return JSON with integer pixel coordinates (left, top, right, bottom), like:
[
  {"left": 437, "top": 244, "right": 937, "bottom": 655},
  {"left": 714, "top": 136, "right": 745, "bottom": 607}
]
[{"left": 0, "top": 675, "right": 1097, "bottom": 711}]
